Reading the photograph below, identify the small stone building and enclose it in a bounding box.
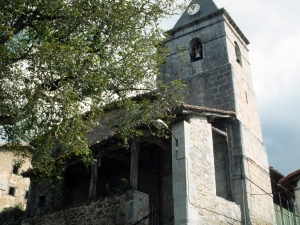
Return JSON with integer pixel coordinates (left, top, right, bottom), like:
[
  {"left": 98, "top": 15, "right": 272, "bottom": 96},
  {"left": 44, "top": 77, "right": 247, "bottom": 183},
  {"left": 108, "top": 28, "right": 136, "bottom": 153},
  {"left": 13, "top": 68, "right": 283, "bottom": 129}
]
[
  {"left": 0, "top": 143, "right": 31, "bottom": 211},
  {"left": 278, "top": 169, "right": 300, "bottom": 225},
  {"left": 24, "top": 0, "right": 278, "bottom": 224}
]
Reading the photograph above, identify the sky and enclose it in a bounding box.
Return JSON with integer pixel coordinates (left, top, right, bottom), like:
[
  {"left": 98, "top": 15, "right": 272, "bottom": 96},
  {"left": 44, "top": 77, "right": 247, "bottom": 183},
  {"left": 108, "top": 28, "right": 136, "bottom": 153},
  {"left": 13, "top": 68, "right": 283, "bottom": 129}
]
[{"left": 161, "top": 0, "right": 300, "bottom": 175}]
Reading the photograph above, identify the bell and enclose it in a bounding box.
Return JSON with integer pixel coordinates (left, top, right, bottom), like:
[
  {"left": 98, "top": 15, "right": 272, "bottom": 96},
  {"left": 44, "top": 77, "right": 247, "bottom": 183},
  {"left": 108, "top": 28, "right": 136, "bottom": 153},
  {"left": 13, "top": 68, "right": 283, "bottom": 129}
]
[{"left": 195, "top": 51, "right": 201, "bottom": 58}]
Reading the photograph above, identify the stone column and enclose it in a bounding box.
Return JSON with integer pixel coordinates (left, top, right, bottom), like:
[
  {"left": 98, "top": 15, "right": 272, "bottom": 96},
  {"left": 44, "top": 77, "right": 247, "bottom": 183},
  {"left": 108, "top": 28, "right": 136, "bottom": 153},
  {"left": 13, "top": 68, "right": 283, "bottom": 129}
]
[
  {"left": 123, "top": 190, "right": 149, "bottom": 224},
  {"left": 89, "top": 159, "right": 98, "bottom": 199},
  {"left": 130, "top": 139, "right": 140, "bottom": 190},
  {"left": 171, "top": 117, "right": 215, "bottom": 225},
  {"left": 295, "top": 180, "right": 300, "bottom": 224},
  {"left": 26, "top": 177, "right": 36, "bottom": 216}
]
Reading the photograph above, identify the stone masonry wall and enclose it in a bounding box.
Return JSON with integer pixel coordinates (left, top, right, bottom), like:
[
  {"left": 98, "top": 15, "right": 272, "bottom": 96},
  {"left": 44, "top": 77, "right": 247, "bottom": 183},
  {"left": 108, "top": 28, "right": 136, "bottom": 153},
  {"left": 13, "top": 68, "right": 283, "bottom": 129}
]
[
  {"left": 224, "top": 16, "right": 262, "bottom": 141},
  {"left": 184, "top": 64, "right": 235, "bottom": 111},
  {"left": 172, "top": 117, "right": 242, "bottom": 225},
  {"left": 163, "top": 14, "right": 236, "bottom": 112},
  {"left": 223, "top": 14, "right": 275, "bottom": 225},
  {"left": 241, "top": 123, "right": 275, "bottom": 225},
  {"left": 163, "top": 61, "right": 235, "bottom": 112},
  {"left": 229, "top": 119, "right": 276, "bottom": 225},
  {"left": 224, "top": 20, "right": 276, "bottom": 220},
  {"left": 189, "top": 117, "right": 241, "bottom": 225},
  {"left": 0, "top": 148, "right": 31, "bottom": 211},
  {"left": 23, "top": 190, "right": 149, "bottom": 225}
]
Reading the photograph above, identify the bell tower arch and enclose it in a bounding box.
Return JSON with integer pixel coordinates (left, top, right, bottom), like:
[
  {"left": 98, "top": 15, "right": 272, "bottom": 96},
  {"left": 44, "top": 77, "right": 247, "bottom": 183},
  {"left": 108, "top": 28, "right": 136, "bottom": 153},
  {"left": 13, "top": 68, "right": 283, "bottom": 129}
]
[{"left": 189, "top": 38, "right": 203, "bottom": 62}]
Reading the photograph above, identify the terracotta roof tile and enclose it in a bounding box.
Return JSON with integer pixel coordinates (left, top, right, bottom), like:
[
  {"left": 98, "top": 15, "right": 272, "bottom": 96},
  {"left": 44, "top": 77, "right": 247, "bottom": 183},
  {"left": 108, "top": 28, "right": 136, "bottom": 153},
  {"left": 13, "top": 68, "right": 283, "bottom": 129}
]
[
  {"left": 279, "top": 169, "right": 300, "bottom": 185},
  {"left": 180, "top": 103, "right": 236, "bottom": 115}
]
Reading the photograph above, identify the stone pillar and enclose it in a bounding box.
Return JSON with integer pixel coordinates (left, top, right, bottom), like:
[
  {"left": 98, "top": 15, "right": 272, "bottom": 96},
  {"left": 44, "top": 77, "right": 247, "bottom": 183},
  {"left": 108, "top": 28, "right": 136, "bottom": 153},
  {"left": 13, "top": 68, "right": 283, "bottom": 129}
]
[
  {"left": 295, "top": 180, "right": 300, "bottom": 224},
  {"left": 89, "top": 159, "right": 98, "bottom": 199},
  {"left": 171, "top": 117, "right": 215, "bottom": 225},
  {"left": 26, "top": 177, "right": 36, "bottom": 216},
  {"left": 130, "top": 139, "right": 140, "bottom": 190},
  {"left": 123, "top": 190, "right": 149, "bottom": 224}
]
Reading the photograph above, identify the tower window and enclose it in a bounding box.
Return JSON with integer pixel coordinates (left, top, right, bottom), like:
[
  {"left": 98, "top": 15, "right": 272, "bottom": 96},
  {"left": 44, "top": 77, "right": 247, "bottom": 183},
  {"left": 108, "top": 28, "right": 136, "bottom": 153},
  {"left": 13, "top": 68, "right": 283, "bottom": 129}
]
[
  {"left": 234, "top": 41, "right": 242, "bottom": 66},
  {"left": 25, "top": 191, "right": 29, "bottom": 199},
  {"left": 38, "top": 195, "right": 46, "bottom": 207},
  {"left": 8, "top": 187, "right": 15, "bottom": 196},
  {"left": 189, "top": 38, "right": 203, "bottom": 62},
  {"left": 12, "top": 165, "right": 19, "bottom": 174}
]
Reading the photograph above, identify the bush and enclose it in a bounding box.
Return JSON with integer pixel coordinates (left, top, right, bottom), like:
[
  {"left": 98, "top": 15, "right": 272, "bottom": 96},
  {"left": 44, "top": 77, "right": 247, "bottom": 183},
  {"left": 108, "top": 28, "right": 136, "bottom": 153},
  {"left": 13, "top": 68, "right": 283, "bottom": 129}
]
[{"left": 0, "top": 205, "right": 25, "bottom": 225}]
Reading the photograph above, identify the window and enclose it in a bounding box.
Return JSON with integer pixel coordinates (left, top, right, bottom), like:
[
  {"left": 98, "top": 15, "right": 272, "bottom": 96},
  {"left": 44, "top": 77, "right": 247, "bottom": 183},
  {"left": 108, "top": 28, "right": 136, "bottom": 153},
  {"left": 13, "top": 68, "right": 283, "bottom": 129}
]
[
  {"left": 8, "top": 187, "right": 15, "bottom": 196},
  {"left": 38, "top": 195, "right": 46, "bottom": 207},
  {"left": 12, "top": 165, "right": 19, "bottom": 174},
  {"left": 234, "top": 41, "right": 242, "bottom": 66},
  {"left": 189, "top": 38, "right": 203, "bottom": 62},
  {"left": 25, "top": 191, "right": 29, "bottom": 199}
]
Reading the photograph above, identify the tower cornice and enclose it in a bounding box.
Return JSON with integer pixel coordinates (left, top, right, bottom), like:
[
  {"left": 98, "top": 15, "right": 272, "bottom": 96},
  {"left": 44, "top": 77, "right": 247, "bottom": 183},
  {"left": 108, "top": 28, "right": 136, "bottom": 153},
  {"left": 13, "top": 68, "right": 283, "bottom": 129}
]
[{"left": 167, "top": 8, "right": 250, "bottom": 45}]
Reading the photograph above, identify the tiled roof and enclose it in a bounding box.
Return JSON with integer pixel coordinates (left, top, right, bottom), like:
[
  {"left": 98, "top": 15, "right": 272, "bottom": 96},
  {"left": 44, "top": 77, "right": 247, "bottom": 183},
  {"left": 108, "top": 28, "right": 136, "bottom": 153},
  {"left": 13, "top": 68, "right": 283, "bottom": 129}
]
[
  {"left": 173, "top": 0, "right": 219, "bottom": 29},
  {"left": 180, "top": 103, "right": 236, "bottom": 116},
  {"left": 279, "top": 169, "right": 300, "bottom": 185},
  {"left": 0, "top": 142, "right": 34, "bottom": 151},
  {"left": 269, "top": 166, "right": 285, "bottom": 182},
  {"left": 0, "top": 142, "right": 31, "bottom": 147}
]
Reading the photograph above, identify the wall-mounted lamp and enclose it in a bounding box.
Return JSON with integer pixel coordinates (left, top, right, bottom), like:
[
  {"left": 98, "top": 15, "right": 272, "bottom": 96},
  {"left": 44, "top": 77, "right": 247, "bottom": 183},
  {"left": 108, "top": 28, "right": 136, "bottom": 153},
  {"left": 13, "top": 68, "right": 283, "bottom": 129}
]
[{"left": 154, "top": 119, "right": 178, "bottom": 150}]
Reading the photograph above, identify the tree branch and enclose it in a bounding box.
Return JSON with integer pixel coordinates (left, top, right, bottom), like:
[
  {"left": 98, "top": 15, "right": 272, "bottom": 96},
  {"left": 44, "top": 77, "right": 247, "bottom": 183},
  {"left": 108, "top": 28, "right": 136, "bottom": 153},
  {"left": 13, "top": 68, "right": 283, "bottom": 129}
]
[
  {"left": 38, "top": 75, "right": 76, "bottom": 92},
  {"left": 0, "top": 115, "right": 16, "bottom": 126},
  {"left": 11, "top": 44, "right": 34, "bottom": 63},
  {"left": 1, "top": 10, "right": 70, "bottom": 46}
]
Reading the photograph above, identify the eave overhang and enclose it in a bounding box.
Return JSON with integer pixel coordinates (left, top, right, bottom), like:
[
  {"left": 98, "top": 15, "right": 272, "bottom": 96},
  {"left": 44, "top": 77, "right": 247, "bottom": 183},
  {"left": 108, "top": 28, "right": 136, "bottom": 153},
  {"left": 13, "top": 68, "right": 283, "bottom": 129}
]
[{"left": 167, "top": 8, "right": 250, "bottom": 45}]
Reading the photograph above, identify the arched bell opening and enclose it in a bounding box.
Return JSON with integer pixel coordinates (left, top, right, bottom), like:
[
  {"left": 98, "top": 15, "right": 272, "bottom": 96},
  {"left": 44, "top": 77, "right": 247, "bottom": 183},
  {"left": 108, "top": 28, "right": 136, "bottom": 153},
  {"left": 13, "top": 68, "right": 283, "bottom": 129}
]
[{"left": 189, "top": 38, "right": 203, "bottom": 62}]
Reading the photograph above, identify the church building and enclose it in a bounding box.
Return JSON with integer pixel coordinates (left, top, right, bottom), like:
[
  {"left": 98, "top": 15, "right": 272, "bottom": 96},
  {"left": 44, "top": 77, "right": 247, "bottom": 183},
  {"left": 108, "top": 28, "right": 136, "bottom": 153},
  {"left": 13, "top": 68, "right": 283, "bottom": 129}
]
[{"left": 23, "top": 1, "right": 277, "bottom": 224}]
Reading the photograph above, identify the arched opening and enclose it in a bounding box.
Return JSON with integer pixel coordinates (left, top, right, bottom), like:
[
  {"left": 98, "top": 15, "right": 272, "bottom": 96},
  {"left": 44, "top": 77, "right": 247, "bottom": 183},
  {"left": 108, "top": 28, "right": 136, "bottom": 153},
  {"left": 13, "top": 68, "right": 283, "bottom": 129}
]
[
  {"left": 189, "top": 38, "right": 203, "bottom": 62},
  {"left": 234, "top": 41, "right": 242, "bottom": 66}
]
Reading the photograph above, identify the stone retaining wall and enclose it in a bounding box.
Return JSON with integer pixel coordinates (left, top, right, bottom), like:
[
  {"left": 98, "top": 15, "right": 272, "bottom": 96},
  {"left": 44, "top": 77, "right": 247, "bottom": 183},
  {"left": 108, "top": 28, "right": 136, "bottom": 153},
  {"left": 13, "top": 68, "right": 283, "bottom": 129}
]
[{"left": 23, "top": 190, "right": 148, "bottom": 225}]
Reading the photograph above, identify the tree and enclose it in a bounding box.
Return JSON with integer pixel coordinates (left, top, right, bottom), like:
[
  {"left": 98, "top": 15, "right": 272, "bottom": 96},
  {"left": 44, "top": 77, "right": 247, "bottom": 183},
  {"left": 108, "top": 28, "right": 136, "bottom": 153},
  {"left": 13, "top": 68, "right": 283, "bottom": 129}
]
[{"left": 0, "top": 0, "right": 186, "bottom": 172}]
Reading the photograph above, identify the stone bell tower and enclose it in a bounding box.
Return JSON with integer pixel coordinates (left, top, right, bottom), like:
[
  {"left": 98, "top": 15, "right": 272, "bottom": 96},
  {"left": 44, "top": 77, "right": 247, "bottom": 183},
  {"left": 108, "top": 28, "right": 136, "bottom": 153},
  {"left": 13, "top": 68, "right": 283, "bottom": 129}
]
[{"left": 163, "top": 0, "right": 276, "bottom": 224}]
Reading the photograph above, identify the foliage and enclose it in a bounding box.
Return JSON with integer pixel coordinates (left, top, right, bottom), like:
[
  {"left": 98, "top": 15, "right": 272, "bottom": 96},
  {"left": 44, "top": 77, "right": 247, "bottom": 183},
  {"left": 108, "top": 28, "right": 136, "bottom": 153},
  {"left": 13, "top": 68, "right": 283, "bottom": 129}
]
[
  {"left": 114, "top": 178, "right": 129, "bottom": 194},
  {"left": 0, "top": 205, "right": 25, "bottom": 225},
  {"left": 0, "top": 0, "right": 187, "bottom": 174},
  {"left": 104, "top": 178, "right": 129, "bottom": 196}
]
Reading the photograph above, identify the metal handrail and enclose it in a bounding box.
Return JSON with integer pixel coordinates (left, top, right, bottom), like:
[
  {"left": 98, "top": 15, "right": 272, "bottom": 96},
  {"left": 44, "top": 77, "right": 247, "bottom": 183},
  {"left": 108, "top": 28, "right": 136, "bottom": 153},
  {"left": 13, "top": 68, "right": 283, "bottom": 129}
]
[{"left": 133, "top": 207, "right": 159, "bottom": 225}]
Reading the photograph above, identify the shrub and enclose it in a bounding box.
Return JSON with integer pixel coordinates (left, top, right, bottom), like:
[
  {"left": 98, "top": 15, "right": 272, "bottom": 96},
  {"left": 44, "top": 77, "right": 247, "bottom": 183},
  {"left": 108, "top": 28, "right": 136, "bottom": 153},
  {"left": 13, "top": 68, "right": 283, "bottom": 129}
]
[{"left": 0, "top": 205, "right": 25, "bottom": 225}]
